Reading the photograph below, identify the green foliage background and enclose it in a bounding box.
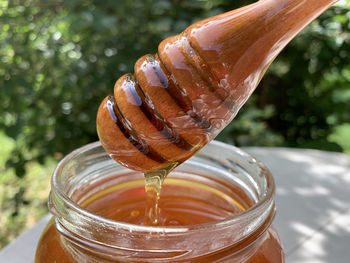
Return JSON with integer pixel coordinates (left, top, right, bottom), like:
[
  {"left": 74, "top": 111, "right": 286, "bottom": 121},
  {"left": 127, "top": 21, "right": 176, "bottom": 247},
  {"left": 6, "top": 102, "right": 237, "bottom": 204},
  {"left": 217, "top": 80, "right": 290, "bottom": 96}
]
[{"left": 1, "top": 0, "right": 350, "bottom": 247}]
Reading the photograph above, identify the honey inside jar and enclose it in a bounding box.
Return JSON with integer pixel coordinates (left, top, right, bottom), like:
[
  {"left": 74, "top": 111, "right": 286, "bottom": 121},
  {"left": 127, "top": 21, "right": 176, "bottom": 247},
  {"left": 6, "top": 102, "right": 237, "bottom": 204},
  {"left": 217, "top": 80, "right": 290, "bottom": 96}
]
[
  {"left": 35, "top": 151, "right": 283, "bottom": 262},
  {"left": 82, "top": 176, "right": 246, "bottom": 226}
]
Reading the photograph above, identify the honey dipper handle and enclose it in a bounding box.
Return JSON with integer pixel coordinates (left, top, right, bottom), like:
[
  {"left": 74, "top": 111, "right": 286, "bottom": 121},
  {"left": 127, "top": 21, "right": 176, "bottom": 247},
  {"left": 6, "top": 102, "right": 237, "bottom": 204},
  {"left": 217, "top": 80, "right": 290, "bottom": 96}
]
[{"left": 185, "top": 0, "right": 339, "bottom": 110}]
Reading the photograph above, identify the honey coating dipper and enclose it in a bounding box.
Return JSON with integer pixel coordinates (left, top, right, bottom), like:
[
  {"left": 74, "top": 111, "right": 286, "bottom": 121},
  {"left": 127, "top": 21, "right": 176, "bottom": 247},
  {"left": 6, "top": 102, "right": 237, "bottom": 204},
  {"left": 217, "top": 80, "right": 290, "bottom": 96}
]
[{"left": 97, "top": 0, "right": 338, "bottom": 172}]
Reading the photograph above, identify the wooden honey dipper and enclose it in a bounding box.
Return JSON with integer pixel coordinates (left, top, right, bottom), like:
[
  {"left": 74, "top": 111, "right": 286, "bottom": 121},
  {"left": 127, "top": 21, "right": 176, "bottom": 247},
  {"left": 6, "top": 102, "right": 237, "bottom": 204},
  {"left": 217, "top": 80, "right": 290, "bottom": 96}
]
[{"left": 97, "top": 0, "right": 338, "bottom": 172}]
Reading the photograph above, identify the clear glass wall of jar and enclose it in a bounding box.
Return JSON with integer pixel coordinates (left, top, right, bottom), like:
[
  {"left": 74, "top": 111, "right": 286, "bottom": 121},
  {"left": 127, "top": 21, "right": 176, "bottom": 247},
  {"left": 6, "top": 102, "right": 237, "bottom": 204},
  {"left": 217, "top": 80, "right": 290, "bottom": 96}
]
[{"left": 35, "top": 141, "right": 284, "bottom": 262}]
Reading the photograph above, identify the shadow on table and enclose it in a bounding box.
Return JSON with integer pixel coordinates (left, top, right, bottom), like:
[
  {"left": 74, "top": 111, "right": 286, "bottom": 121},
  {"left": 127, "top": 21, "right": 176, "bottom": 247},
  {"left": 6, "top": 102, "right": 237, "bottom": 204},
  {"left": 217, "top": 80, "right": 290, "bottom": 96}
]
[{"left": 245, "top": 147, "right": 350, "bottom": 263}]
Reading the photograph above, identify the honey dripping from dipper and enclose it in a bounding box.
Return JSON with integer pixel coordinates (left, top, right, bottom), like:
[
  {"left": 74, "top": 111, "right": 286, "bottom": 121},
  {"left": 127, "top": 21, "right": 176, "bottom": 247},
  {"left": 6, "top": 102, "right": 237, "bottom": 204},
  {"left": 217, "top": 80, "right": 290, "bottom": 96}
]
[{"left": 96, "top": 0, "right": 338, "bottom": 225}]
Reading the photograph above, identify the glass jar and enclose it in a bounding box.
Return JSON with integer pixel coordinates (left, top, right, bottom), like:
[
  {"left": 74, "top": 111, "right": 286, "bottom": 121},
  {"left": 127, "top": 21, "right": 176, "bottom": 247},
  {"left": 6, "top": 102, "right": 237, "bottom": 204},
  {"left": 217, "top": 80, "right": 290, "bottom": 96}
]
[{"left": 35, "top": 141, "right": 284, "bottom": 262}]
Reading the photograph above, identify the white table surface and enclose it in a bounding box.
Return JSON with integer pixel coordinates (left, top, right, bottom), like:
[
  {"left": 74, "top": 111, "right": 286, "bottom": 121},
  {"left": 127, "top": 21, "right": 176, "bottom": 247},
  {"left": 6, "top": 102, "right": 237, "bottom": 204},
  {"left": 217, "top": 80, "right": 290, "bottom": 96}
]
[{"left": 1, "top": 147, "right": 350, "bottom": 263}]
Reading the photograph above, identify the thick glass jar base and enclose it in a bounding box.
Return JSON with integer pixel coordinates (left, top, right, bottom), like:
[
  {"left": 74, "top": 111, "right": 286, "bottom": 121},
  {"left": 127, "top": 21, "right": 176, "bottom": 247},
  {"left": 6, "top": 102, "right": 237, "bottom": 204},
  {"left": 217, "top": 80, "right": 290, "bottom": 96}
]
[{"left": 36, "top": 219, "right": 283, "bottom": 262}]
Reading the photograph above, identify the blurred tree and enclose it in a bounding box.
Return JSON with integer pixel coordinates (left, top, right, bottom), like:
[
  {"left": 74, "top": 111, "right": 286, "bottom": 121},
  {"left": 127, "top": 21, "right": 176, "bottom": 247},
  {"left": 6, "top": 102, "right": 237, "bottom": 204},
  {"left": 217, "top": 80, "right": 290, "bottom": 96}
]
[
  {"left": 0, "top": 0, "right": 255, "bottom": 179},
  {"left": 257, "top": 3, "right": 350, "bottom": 150}
]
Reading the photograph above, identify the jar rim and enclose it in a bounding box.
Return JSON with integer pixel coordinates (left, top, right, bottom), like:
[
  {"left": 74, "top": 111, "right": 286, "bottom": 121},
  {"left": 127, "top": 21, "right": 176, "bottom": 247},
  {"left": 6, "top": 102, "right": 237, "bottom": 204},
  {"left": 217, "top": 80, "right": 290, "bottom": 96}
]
[{"left": 51, "top": 140, "right": 275, "bottom": 235}]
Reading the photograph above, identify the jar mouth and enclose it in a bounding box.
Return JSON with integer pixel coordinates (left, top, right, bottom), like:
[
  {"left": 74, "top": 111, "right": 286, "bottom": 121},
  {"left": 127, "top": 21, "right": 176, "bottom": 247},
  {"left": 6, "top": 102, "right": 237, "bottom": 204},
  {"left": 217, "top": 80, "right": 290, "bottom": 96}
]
[{"left": 51, "top": 140, "right": 275, "bottom": 235}]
